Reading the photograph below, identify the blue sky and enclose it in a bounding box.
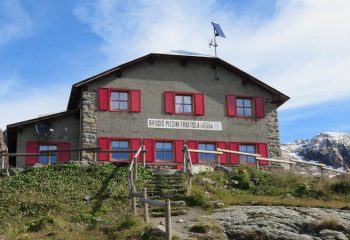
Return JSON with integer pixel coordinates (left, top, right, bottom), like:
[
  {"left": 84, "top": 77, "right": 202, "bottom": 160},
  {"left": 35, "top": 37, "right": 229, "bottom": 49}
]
[{"left": 1, "top": 0, "right": 349, "bottom": 143}]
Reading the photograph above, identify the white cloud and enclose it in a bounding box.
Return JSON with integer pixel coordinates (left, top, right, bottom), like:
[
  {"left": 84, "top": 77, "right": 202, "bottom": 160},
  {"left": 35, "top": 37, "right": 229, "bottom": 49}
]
[
  {"left": 0, "top": 84, "right": 69, "bottom": 130},
  {"left": 0, "top": 0, "right": 32, "bottom": 46},
  {"left": 75, "top": 0, "right": 350, "bottom": 109}
]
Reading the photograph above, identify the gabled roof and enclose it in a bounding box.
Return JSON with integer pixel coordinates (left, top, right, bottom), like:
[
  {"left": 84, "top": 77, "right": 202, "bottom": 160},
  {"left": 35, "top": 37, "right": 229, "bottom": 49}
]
[
  {"left": 67, "top": 52, "right": 289, "bottom": 109},
  {"left": 7, "top": 109, "right": 79, "bottom": 129}
]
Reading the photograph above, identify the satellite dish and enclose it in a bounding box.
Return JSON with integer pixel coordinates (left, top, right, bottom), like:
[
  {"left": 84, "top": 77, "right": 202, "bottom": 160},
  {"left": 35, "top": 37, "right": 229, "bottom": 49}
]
[{"left": 35, "top": 122, "right": 54, "bottom": 140}]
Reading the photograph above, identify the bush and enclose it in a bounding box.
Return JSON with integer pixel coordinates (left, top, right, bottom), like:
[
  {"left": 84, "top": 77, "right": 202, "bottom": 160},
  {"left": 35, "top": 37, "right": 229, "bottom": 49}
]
[
  {"left": 330, "top": 179, "right": 350, "bottom": 195},
  {"left": 185, "top": 191, "right": 207, "bottom": 207}
]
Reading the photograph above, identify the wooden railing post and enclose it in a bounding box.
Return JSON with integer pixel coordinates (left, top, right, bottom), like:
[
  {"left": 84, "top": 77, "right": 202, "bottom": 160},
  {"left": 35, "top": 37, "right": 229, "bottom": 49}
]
[
  {"left": 48, "top": 152, "right": 51, "bottom": 166},
  {"left": 132, "top": 185, "right": 137, "bottom": 215},
  {"left": 142, "top": 188, "right": 149, "bottom": 223},
  {"left": 217, "top": 154, "right": 221, "bottom": 167},
  {"left": 320, "top": 166, "right": 324, "bottom": 178},
  {"left": 256, "top": 159, "right": 259, "bottom": 170},
  {"left": 142, "top": 145, "right": 146, "bottom": 167},
  {"left": 183, "top": 145, "right": 188, "bottom": 174},
  {"left": 165, "top": 199, "right": 172, "bottom": 240},
  {"left": 1, "top": 155, "right": 4, "bottom": 169},
  {"left": 133, "top": 157, "right": 138, "bottom": 182}
]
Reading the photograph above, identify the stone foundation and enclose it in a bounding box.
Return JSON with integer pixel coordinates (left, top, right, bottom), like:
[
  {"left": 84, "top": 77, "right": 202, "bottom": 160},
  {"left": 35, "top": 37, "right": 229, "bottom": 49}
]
[{"left": 81, "top": 91, "right": 97, "bottom": 161}]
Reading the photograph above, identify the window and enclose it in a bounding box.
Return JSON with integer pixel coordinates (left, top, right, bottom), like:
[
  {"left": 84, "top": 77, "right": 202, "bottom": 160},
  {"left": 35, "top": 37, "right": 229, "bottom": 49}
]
[
  {"left": 239, "top": 144, "right": 256, "bottom": 164},
  {"left": 198, "top": 143, "right": 215, "bottom": 162},
  {"left": 39, "top": 144, "right": 57, "bottom": 164},
  {"left": 111, "top": 91, "right": 129, "bottom": 111},
  {"left": 156, "top": 142, "right": 173, "bottom": 161},
  {"left": 111, "top": 140, "right": 129, "bottom": 161},
  {"left": 237, "top": 98, "right": 253, "bottom": 117},
  {"left": 175, "top": 95, "right": 192, "bottom": 114}
]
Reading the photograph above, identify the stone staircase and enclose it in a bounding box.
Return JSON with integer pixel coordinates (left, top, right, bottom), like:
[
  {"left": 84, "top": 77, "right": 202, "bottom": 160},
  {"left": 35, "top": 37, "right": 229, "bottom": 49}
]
[{"left": 143, "top": 170, "right": 188, "bottom": 217}]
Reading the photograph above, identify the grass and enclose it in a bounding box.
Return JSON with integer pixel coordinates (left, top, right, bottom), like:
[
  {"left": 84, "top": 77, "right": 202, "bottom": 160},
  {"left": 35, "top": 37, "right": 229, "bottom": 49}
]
[
  {"left": 0, "top": 163, "right": 153, "bottom": 239},
  {"left": 187, "top": 166, "right": 350, "bottom": 209}
]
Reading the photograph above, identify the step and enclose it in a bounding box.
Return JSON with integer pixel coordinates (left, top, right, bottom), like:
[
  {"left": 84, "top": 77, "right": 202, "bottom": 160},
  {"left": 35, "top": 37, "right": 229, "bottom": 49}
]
[
  {"left": 144, "top": 184, "right": 184, "bottom": 190},
  {"left": 150, "top": 209, "right": 187, "bottom": 217}
]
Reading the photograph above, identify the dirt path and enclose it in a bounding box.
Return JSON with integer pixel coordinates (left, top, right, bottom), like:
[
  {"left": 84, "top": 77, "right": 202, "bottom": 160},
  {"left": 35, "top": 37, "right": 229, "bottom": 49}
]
[{"left": 149, "top": 207, "right": 227, "bottom": 239}]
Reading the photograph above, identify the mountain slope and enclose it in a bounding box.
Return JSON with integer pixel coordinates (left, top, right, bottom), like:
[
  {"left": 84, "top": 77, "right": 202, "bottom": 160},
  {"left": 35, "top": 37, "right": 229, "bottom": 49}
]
[{"left": 281, "top": 132, "right": 350, "bottom": 169}]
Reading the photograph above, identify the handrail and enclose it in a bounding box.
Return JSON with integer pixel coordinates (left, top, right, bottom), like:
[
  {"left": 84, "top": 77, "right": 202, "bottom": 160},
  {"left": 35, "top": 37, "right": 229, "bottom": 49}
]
[
  {"left": 183, "top": 145, "right": 194, "bottom": 191},
  {"left": 256, "top": 157, "right": 295, "bottom": 165},
  {"left": 187, "top": 149, "right": 223, "bottom": 155},
  {"left": 217, "top": 148, "right": 261, "bottom": 157},
  {"left": 289, "top": 159, "right": 327, "bottom": 167},
  {"left": 127, "top": 145, "right": 145, "bottom": 192}
]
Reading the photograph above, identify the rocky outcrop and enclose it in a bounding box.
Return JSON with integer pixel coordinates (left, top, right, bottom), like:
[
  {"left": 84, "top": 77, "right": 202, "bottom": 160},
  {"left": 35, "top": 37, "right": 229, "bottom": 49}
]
[
  {"left": 282, "top": 132, "right": 350, "bottom": 169},
  {"left": 0, "top": 129, "right": 8, "bottom": 168},
  {"left": 212, "top": 206, "right": 350, "bottom": 240}
]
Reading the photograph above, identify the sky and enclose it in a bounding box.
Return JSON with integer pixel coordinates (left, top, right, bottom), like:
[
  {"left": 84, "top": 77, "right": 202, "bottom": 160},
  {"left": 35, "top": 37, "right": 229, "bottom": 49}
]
[{"left": 0, "top": 0, "right": 350, "bottom": 143}]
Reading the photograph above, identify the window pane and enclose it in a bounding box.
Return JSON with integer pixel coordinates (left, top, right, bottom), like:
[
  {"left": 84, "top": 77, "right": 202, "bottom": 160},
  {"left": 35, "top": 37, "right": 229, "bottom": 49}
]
[
  {"left": 176, "top": 104, "right": 183, "bottom": 113},
  {"left": 119, "top": 92, "right": 128, "bottom": 101},
  {"left": 207, "top": 154, "right": 215, "bottom": 161},
  {"left": 164, "top": 143, "right": 172, "bottom": 150},
  {"left": 207, "top": 144, "right": 215, "bottom": 151},
  {"left": 237, "top": 99, "right": 244, "bottom": 107},
  {"left": 183, "top": 105, "right": 192, "bottom": 113},
  {"left": 111, "top": 141, "right": 119, "bottom": 148},
  {"left": 111, "top": 92, "right": 120, "bottom": 100},
  {"left": 119, "top": 102, "right": 128, "bottom": 110},
  {"left": 247, "top": 145, "right": 255, "bottom": 153},
  {"left": 175, "top": 96, "right": 183, "bottom": 104},
  {"left": 156, "top": 142, "right": 163, "bottom": 150},
  {"left": 237, "top": 107, "right": 244, "bottom": 116},
  {"left": 245, "top": 108, "right": 252, "bottom": 116},
  {"left": 156, "top": 152, "right": 163, "bottom": 160},
  {"left": 247, "top": 156, "right": 256, "bottom": 164},
  {"left": 244, "top": 99, "right": 251, "bottom": 107},
  {"left": 199, "top": 153, "right": 206, "bottom": 160},
  {"left": 111, "top": 101, "right": 119, "bottom": 110},
  {"left": 164, "top": 152, "right": 173, "bottom": 161},
  {"left": 199, "top": 144, "right": 206, "bottom": 150},
  {"left": 119, "top": 141, "right": 129, "bottom": 149},
  {"left": 240, "top": 145, "right": 247, "bottom": 152},
  {"left": 183, "top": 96, "right": 192, "bottom": 104}
]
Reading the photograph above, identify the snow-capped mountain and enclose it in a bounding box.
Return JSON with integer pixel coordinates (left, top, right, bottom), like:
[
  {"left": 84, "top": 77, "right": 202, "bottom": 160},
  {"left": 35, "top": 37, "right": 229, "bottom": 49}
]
[{"left": 281, "top": 132, "right": 350, "bottom": 169}]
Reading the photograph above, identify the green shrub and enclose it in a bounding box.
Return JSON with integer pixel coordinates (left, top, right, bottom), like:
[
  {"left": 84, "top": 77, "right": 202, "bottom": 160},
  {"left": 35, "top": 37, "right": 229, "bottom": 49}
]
[
  {"left": 185, "top": 191, "right": 207, "bottom": 207},
  {"left": 331, "top": 179, "right": 350, "bottom": 195}
]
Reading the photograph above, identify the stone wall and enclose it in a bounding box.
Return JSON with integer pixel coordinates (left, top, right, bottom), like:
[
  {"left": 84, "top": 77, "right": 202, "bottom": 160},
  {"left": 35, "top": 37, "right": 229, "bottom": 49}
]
[
  {"left": 0, "top": 128, "right": 9, "bottom": 168},
  {"left": 265, "top": 98, "right": 281, "bottom": 158},
  {"left": 81, "top": 91, "right": 97, "bottom": 161}
]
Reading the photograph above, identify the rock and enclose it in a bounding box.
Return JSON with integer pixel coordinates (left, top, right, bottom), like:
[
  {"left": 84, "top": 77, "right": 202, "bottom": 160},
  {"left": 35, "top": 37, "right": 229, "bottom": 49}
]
[
  {"left": 210, "top": 201, "right": 224, "bottom": 208},
  {"left": 176, "top": 219, "right": 184, "bottom": 223},
  {"left": 197, "top": 177, "right": 215, "bottom": 186},
  {"left": 83, "top": 195, "right": 90, "bottom": 202},
  {"left": 32, "top": 163, "right": 46, "bottom": 168},
  {"left": 215, "top": 165, "right": 233, "bottom": 174},
  {"left": 319, "top": 229, "right": 348, "bottom": 240},
  {"left": 143, "top": 225, "right": 166, "bottom": 239},
  {"left": 211, "top": 206, "right": 350, "bottom": 240}
]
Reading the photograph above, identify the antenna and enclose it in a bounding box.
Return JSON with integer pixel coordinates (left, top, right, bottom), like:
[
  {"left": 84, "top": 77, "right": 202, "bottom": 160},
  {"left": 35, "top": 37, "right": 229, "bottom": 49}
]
[
  {"left": 35, "top": 122, "right": 54, "bottom": 140},
  {"left": 209, "top": 21, "right": 226, "bottom": 57}
]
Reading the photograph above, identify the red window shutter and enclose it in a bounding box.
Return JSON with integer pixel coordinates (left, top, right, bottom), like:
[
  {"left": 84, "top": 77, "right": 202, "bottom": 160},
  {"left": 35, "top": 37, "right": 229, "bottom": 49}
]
[
  {"left": 130, "top": 90, "right": 141, "bottom": 113},
  {"left": 25, "top": 141, "right": 39, "bottom": 166},
  {"left": 164, "top": 91, "right": 175, "bottom": 114},
  {"left": 143, "top": 139, "right": 155, "bottom": 162},
  {"left": 130, "top": 138, "right": 142, "bottom": 162},
  {"left": 229, "top": 142, "right": 239, "bottom": 165},
  {"left": 174, "top": 140, "right": 184, "bottom": 163},
  {"left": 217, "top": 142, "right": 227, "bottom": 164},
  {"left": 187, "top": 141, "right": 198, "bottom": 164},
  {"left": 99, "top": 88, "right": 110, "bottom": 111},
  {"left": 254, "top": 97, "right": 265, "bottom": 118},
  {"left": 257, "top": 143, "right": 268, "bottom": 165},
  {"left": 226, "top": 95, "right": 237, "bottom": 117},
  {"left": 194, "top": 93, "right": 205, "bottom": 116},
  {"left": 98, "top": 137, "right": 110, "bottom": 161},
  {"left": 58, "top": 143, "right": 71, "bottom": 163}
]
